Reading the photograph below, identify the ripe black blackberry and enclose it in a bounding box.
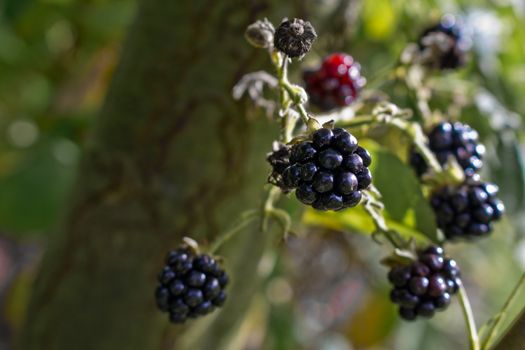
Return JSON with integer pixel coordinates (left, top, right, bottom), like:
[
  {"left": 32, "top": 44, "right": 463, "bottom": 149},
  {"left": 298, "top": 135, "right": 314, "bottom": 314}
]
[
  {"left": 303, "top": 53, "right": 366, "bottom": 111},
  {"left": 430, "top": 180, "right": 505, "bottom": 240},
  {"left": 410, "top": 122, "right": 485, "bottom": 177},
  {"left": 418, "top": 18, "right": 469, "bottom": 70},
  {"left": 271, "top": 127, "right": 372, "bottom": 211},
  {"left": 155, "top": 247, "right": 228, "bottom": 323},
  {"left": 388, "top": 246, "right": 461, "bottom": 321}
]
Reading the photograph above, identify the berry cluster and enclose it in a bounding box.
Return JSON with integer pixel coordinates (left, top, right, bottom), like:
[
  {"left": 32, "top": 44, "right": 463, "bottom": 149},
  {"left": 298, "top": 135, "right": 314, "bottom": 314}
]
[
  {"left": 155, "top": 247, "right": 228, "bottom": 323},
  {"left": 275, "top": 127, "right": 372, "bottom": 211},
  {"left": 303, "top": 53, "right": 366, "bottom": 111},
  {"left": 430, "top": 180, "right": 505, "bottom": 240},
  {"left": 418, "top": 19, "right": 468, "bottom": 70},
  {"left": 410, "top": 122, "right": 485, "bottom": 177},
  {"left": 389, "top": 246, "right": 461, "bottom": 321}
]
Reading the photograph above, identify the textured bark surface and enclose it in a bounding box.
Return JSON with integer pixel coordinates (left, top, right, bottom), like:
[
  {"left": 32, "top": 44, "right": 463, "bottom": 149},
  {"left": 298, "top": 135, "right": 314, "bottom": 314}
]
[{"left": 16, "top": 1, "right": 304, "bottom": 349}]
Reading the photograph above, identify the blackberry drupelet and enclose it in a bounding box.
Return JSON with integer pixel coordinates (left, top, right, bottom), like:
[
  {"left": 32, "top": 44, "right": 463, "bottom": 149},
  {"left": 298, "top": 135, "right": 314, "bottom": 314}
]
[
  {"left": 410, "top": 122, "right": 485, "bottom": 177},
  {"left": 388, "top": 246, "right": 461, "bottom": 321},
  {"left": 303, "top": 53, "right": 366, "bottom": 111},
  {"left": 430, "top": 180, "right": 505, "bottom": 240},
  {"left": 155, "top": 247, "right": 229, "bottom": 323},
  {"left": 418, "top": 18, "right": 469, "bottom": 70},
  {"left": 273, "top": 127, "right": 372, "bottom": 211},
  {"left": 267, "top": 143, "right": 292, "bottom": 192}
]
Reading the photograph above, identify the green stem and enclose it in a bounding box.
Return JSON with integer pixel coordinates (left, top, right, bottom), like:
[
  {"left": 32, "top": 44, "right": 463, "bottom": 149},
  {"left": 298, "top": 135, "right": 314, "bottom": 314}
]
[
  {"left": 458, "top": 284, "right": 481, "bottom": 350},
  {"left": 481, "top": 273, "right": 525, "bottom": 350},
  {"left": 208, "top": 210, "right": 259, "bottom": 254},
  {"left": 362, "top": 191, "right": 403, "bottom": 249},
  {"left": 339, "top": 114, "right": 442, "bottom": 174}
]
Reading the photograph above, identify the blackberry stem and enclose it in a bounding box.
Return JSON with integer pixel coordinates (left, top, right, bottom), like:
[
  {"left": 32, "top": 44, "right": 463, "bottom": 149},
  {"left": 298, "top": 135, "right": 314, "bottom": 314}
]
[
  {"left": 208, "top": 210, "right": 259, "bottom": 254},
  {"left": 362, "top": 191, "right": 405, "bottom": 249},
  {"left": 480, "top": 272, "right": 525, "bottom": 349},
  {"left": 458, "top": 284, "right": 481, "bottom": 350}
]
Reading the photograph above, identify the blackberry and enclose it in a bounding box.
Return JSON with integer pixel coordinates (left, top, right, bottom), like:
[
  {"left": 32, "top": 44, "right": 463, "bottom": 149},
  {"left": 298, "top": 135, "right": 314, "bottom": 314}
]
[
  {"left": 155, "top": 247, "right": 229, "bottom": 323},
  {"left": 388, "top": 246, "right": 460, "bottom": 321},
  {"left": 430, "top": 180, "right": 505, "bottom": 240},
  {"left": 410, "top": 122, "right": 485, "bottom": 177},
  {"left": 418, "top": 17, "right": 469, "bottom": 70},
  {"left": 303, "top": 53, "right": 366, "bottom": 111},
  {"left": 271, "top": 127, "right": 372, "bottom": 210}
]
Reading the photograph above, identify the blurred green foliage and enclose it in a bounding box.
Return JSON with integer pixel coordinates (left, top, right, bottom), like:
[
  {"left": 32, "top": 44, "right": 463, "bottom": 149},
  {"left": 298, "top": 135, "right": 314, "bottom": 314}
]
[{"left": 0, "top": 0, "right": 135, "bottom": 236}]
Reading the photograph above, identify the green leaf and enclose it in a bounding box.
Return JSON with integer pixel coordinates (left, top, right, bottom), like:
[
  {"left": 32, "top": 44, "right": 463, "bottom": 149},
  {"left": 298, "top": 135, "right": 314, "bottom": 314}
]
[
  {"left": 3, "top": 0, "right": 34, "bottom": 21},
  {"left": 0, "top": 141, "right": 77, "bottom": 235},
  {"left": 366, "top": 141, "right": 437, "bottom": 241},
  {"left": 480, "top": 273, "right": 525, "bottom": 350}
]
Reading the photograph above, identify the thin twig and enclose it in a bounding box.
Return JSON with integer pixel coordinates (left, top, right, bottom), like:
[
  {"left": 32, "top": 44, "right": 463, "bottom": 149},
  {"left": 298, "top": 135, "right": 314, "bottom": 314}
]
[
  {"left": 458, "top": 284, "right": 481, "bottom": 350},
  {"left": 480, "top": 273, "right": 525, "bottom": 350}
]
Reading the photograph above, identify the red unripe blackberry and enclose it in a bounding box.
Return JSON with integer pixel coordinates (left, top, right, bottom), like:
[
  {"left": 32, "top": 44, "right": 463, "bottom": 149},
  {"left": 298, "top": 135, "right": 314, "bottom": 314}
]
[
  {"left": 303, "top": 53, "right": 366, "bottom": 111},
  {"left": 388, "top": 246, "right": 460, "bottom": 321},
  {"left": 155, "top": 247, "right": 229, "bottom": 324}
]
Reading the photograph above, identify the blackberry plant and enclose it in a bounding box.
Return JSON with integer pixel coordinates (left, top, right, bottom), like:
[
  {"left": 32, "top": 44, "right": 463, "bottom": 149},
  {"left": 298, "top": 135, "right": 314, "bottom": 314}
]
[{"left": 151, "top": 13, "right": 520, "bottom": 350}]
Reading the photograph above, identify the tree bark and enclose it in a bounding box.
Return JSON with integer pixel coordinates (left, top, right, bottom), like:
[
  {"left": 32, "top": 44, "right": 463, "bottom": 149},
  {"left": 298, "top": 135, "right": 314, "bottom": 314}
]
[{"left": 17, "top": 1, "right": 302, "bottom": 349}]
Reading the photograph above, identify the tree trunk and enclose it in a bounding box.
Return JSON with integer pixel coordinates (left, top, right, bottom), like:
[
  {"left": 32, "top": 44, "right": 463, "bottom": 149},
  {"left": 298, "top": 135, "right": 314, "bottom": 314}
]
[{"left": 17, "top": 1, "right": 303, "bottom": 349}]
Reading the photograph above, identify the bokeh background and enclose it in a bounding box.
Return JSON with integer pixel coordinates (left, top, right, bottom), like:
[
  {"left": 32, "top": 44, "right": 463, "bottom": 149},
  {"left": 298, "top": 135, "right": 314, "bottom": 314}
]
[{"left": 0, "top": 0, "right": 524, "bottom": 349}]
